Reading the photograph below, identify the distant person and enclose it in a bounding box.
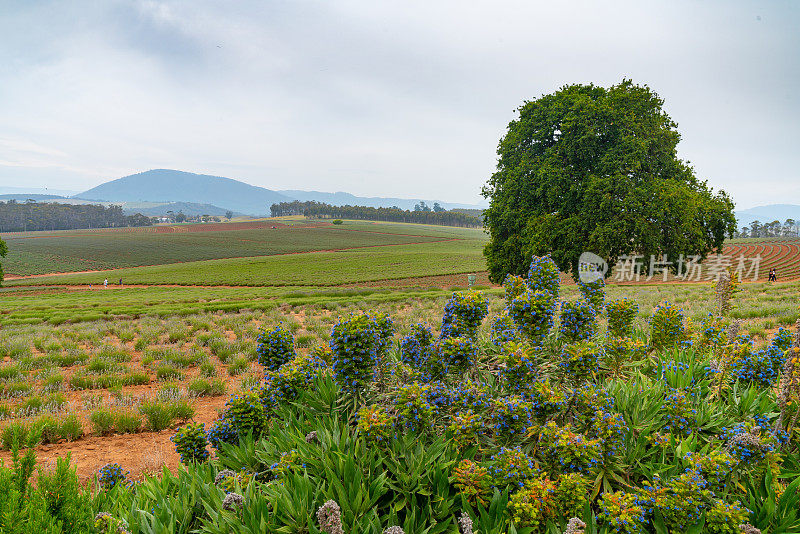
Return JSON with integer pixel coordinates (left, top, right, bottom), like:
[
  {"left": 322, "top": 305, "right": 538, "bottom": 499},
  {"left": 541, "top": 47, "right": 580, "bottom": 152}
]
[
  {"left": 104, "top": 278, "right": 108, "bottom": 288},
  {"left": 119, "top": 278, "right": 122, "bottom": 286},
  {"left": 768, "top": 268, "right": 777, "bottom": 282}
]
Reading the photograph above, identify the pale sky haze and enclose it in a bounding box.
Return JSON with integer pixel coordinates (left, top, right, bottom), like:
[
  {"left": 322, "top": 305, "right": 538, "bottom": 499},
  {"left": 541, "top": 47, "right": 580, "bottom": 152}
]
[{"left": 0, "top": 0, "right": 797, "bottom": 207}]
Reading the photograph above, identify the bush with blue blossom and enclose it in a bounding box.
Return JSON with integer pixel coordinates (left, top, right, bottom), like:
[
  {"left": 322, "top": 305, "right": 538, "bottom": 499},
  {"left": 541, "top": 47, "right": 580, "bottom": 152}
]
[
  {"left": 598, "top": 490, "right": 647, "bottom": 534},
  {"left": 559, "top": 299, "right": 597, "bottom": 342},
  {"left": 578, "top": 277, "right": 606, "bottom": 311},
  {"left": 661, "top": 388, "right": 696, "bottom": 435},
  {"left": 223, "top": 389, "right": 268, "bottom": 438},
  {"left": 330, "top": 312, "right": 385, "bottom": 396},
  {"left": 206, "top": 417, "right": 237, "bottom": 451},
  {"left": 509, "top": 290, "right": 557, "bottom": 345},
  {"left": 97, "top": 463, "right": 130, "bottom": 490},
  {"left": 490, "top": 395, "right": 533, "bottom": 440},
  {"left": 436, "top": 336, "right": 477, "bottom": 373},
  {"left": 171, "top": 422, "right": 210, "bottom": 464},
  {"left": 400, "top": 323, "right": 433, "bottom": 368},
  {"left": 261, "top": 353, "right": 326, "bottom": 412},
  {"left": 527, "top": 255, "right": 560, "bottom": 301},
  {"left": 498, "top": 341, "right": 540, "bottom": 394},
  {"left": 395, "top": 381, "right": 435, "bottom": 432},
  {"left": 503, "top": 274, "right": 528, "bottom": 307},
  {"left": 537, "top": 420, "right": 601, "bottom": 474},
  {"left": 606, "top": 298, "right": 639, "bottom": 338},
  {"left": 489, "top": 311, "right": 521, "bottom": 346},
  {"left": 256, "top": 323, "right": 296, "bottom": 370},
  {"left": 561, "top": 340, "right": 602, "bottom": 381},
  {"left": 489, "top": 446, "right": 536, "bottom": 490},
  {"left": 439, "top": 290, "right": 489, "bottom": 340},
  {"left": 650, "top": 302, "right": 686, "bottom": 350}
]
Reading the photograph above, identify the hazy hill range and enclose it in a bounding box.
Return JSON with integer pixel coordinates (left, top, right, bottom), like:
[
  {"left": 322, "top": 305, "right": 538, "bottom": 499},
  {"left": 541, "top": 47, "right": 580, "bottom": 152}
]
[
  {"left": 735, "top": 204, "right": 800, "bottom": 227},
  {"left": 76, "top": 169, "right": 486, "bottom": 216},
  {"left": 78, "top": 170, "right": 292, "bottom": 216}
]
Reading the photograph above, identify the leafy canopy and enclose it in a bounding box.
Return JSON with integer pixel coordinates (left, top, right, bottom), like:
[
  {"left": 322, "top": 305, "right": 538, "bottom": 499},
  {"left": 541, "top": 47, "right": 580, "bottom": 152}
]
[{"left": 482, "top": 79, "right": 736, "bottom": 283}]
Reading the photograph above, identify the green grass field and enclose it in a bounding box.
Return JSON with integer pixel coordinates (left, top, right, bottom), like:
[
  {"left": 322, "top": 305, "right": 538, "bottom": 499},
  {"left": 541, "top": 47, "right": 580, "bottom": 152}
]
[
  {"left": 5, "top": 239, "right": 486, "bottom": 287},
  {"left": 1, "top": 219, "right": 482, "bottom": 276}
]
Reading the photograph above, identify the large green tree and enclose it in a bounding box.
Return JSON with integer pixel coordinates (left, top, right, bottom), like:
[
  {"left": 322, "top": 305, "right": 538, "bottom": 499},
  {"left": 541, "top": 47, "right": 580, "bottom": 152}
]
[{"left": 482, "top": 80, "right": 736, "bottom": 282}]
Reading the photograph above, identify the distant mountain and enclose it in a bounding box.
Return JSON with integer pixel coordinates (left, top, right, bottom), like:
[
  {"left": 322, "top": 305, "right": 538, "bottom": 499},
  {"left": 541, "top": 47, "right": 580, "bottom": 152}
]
[
  {"left": 74, "top": 169, "right": 487, "bottom": 216},
  {"left": 0, "top": 194, "right": 67, "bottom": 202},
  {"left": 735, "top": 204, "right": 800, "bottom": 228},
  {"left": 277, "top": 190, "right": 486, "bottom": 211},
  {"left": 0, "top": 187, "right": 79, "bottom": 197},
  {"left": 77, "top": 169, "right": 292, "bottom": 216}
]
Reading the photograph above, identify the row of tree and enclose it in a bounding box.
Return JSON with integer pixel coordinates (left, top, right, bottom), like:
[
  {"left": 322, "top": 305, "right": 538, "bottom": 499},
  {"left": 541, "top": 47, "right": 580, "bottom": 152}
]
[
  {"left": 0, "top": 201, "right": 152, "bottom": 232},
  {"left": 733, "top": 219, "right": 799, "bottom": 238},
  {"left": 269, "top": 201, "right": 482, "bottom": 227}
]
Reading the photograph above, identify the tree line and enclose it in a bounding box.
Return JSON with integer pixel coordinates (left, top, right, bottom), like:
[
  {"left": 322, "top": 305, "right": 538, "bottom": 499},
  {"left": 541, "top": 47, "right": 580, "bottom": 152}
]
[
  {"left": 0, "top": 201, "right": 152, "bottom": 232},
  {"left": 269, "top": 201, "right": 482, "bottom": 227},
  {"left": 733, "top": 219, "right": 799, "bottom": 238}
]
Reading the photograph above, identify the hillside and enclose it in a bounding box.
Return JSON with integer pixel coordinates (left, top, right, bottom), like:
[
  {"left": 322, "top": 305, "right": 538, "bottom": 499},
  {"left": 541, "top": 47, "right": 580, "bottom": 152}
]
[
  {"left": 77, "top": 169, "right": 291, "bottom": 216},
  {"left": 735, "top": 204, "right": 800, "bottom": 227},
  {"left": 76, "top": 169, "right": 486, "bottom": 216}
]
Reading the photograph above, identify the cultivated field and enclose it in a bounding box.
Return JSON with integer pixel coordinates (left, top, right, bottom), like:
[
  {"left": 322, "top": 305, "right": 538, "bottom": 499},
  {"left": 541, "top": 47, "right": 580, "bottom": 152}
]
[{"left": 1, "top": 219, "right": 480, "bottom": 277}]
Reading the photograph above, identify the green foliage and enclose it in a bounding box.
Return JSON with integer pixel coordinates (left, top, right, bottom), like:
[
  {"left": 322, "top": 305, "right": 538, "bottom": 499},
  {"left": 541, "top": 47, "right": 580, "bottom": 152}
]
[
  {"left": 607, "top": 298, "right": 639, "bottom": 337},
  {"left": 0, "top": 429, "right": 92, "bottom": 531},
  {"left": 256, "top": 324, "right": 296, "bottom": 370},
  {"left": 559, "top": 299, "right": 597, "bottom": 342},
  {"left": 651, "top": 302, "right": 686, "bottom": 350},
  {"left": 172, "top": 422, "right": 210, "bottom": 464},
  {"left": 90, "top": 408, "right": 115, "bottom": 435},
  {"left": 508, "top": 290, "right": 556, "bottom": 345},
  {"left": 481, "top": 80, "right": 736, "bottom": 283}
]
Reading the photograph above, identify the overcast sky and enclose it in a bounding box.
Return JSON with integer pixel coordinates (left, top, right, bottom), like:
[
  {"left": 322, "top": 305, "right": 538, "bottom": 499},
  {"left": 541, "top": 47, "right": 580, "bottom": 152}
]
[{"left": 0, "top": 0, "right": 797, "bottom": 207}]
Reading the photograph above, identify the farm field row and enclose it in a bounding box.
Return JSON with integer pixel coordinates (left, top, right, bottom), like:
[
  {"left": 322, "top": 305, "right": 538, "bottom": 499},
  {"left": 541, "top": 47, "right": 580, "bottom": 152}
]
[
  {"left": 5, "top": 239, "right": 488, "bottom": 288},
  {"left": 1, "top": 219, "right": 484, "bottom": 276},
  {"left": 2, "top": 279, "right": 799, "bottom": 337}
]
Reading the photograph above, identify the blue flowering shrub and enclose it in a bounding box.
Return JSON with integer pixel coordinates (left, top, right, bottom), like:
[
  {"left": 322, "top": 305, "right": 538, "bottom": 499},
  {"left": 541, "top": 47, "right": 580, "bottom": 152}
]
[
  {"left": 222, "top": 389, "right": 268, "bottom": 438},
  {"left": 503, "top": 274, "right": 528, "bottom": 307},
  {"left": 526, "top": 255, "right": 560, "bottom": 300},
  {"left": 509, "top": 290, "right": 556, "bottom": 345},
  {"left": 436, "top": 336, "right": 477, "bottom": 373},
  {"left": 650, "top": 302, "right": 686, "bottom": 350},
  {"left": 561, "top": 340, "right": 602, "bottom": 381},
  {"left": 498, "top": 341, "right": 540, "bottom": 394},
  {"left": 440, "top": 290, "right": 489, "bottom": 340},
  {"left": 261, "top": 353, "right": 326, "bottom": 411},
  {"left": 394, "top": 382, "right": 435, "bottom": 432},
  {"left": 490, "top": 311, "right": 521, "bottom": 346},
  {"left": 606, "top": 298, "right": 639, "bottom": 337},
  {"left": 171, "top": 422, "right": 210, "bottom": 464},
  {"left": 400, "top": 322, "right": 434, "bottom": 368},
  {"left": 559, "top": 299, "right": 597, "bottom": 342},
  {"left": 578, "top": 277, "right": 605, "bottom": 311},
  {"left": 97, "top": 463, "right": 129, "bottom": 490},
  {"left": 660, "top": 388, "right": 697, "bottom": 435},
  {"left": 537, "top": 421, "right": 601, "bottom": 474},
  {"left": 256, "top": 324, "right": 295, "bottom": 370},
  {"left": 330, "top": 313, "right": 384, "bottom": 395}
]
